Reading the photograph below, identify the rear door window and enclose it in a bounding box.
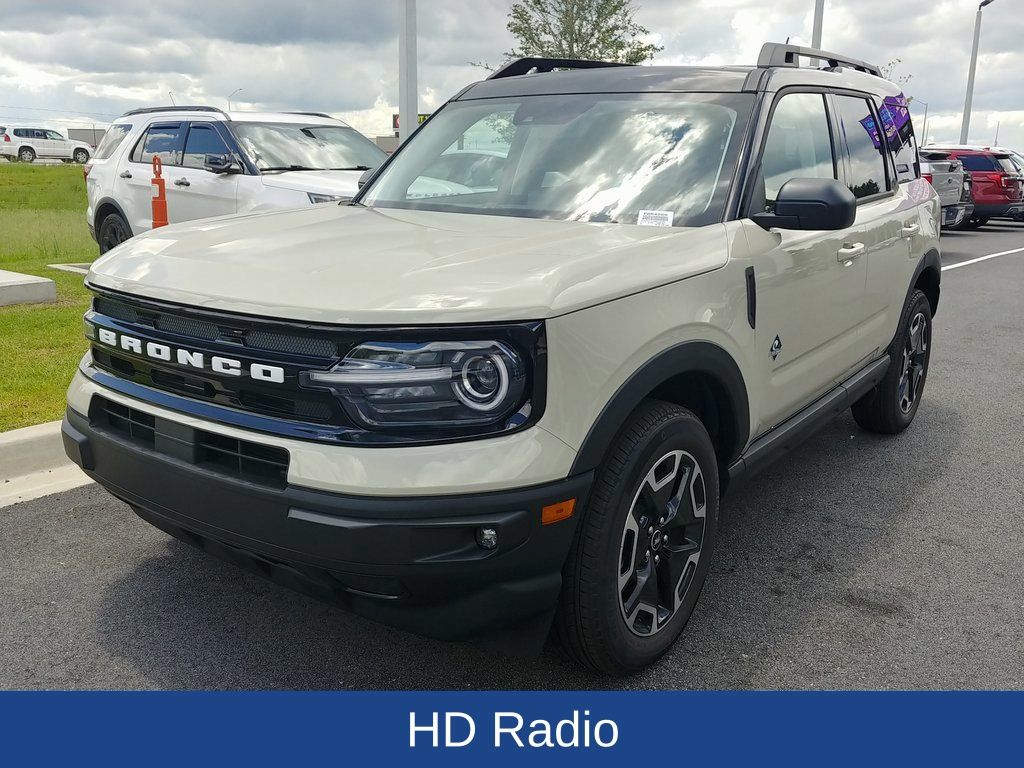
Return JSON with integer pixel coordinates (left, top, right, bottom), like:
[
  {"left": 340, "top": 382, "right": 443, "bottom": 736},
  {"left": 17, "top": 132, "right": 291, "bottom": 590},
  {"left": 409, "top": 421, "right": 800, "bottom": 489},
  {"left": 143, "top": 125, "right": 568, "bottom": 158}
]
[
  {"left": 958, "top": 154, "right": 997, "bottom": 171},
  {"left": 131, "top": 123, "right": 185, "bottom": 165},
  {"left": 833, "top": 95, "right": 891, "bottom": 199},
  {"left": 182, "top": 123, "right": 231, "bottom": 169},
  {"left": 94, "top": 124, "right": 132, "bottom": 160}
]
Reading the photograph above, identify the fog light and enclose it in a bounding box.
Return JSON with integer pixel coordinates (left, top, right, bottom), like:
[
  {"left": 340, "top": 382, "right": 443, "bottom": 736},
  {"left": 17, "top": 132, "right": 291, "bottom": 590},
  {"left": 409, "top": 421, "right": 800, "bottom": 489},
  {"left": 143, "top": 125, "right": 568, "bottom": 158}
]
[{"left": 476, "top": 527, "right": 498, "bottom": 550}]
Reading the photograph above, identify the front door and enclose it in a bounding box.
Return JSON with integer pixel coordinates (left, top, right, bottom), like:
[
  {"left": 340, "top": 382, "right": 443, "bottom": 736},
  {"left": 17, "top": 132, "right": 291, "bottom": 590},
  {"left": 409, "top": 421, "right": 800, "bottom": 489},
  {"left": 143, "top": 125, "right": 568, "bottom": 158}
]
[
  {"left": 45, "top": 130, "right": 72, "bottom": 158},
  {"left": 165, "top": 122, "right": 239, "bottom": 224},
  {"left": 743, "top": 90, "right": 868, "bottom": 434}
]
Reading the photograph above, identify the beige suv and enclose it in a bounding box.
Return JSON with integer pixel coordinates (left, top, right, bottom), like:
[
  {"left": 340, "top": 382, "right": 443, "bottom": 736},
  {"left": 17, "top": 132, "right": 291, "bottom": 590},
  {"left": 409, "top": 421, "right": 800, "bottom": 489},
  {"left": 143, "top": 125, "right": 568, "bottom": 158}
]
[{"left": 63, "top": 43, "right": 940, "bottom": 675}]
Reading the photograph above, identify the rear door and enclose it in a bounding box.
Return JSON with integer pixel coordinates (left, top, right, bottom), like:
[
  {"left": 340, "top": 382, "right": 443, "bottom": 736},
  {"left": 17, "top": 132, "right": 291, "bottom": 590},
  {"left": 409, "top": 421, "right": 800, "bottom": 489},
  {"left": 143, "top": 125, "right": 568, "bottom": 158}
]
[
  {"left": 830, "top": 92, "right": 914, "bottom": 362},
  {"left": 742, "top": 90, "right": 869, "bottom": 431},
  {"left": 122, "top": 122, "right": 186, "bottom": 234},
  {"left": 166, "top": 121, "right": 239, "bottom": 223}
]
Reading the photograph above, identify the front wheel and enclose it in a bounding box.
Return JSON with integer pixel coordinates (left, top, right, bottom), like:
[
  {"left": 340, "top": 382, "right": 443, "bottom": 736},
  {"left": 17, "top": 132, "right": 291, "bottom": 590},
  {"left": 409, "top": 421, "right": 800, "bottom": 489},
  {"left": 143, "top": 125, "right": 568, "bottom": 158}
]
[
  {"left": 852, "top": 289, "right": 932, "bottom": 434},
  {"left": 555, "top": 400, "right": 719, "bottom": 675},
  {"left": 73, "top": 149, "right": 89, "bottom": 164}
]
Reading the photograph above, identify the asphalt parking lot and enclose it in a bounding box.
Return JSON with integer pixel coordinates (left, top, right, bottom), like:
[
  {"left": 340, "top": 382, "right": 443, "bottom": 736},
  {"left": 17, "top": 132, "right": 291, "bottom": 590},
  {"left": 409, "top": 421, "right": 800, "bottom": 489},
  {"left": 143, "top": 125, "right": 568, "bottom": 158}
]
[{"left": 2, "top": 222, "right": 1023, "bottom": 690}]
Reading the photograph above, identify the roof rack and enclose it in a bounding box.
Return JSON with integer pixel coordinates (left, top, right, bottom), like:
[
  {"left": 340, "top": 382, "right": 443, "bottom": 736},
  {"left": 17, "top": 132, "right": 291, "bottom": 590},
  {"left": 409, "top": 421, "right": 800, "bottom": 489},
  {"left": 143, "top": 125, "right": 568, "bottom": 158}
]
[
  {"left": 757, "top": 42, "right": 881, "bottom": 77},
  {"left": 488, "top": 57, "right": 632, "bottom": 80},
  {"left": 120, "top": 105, "right": 230, "bottom": 118}
]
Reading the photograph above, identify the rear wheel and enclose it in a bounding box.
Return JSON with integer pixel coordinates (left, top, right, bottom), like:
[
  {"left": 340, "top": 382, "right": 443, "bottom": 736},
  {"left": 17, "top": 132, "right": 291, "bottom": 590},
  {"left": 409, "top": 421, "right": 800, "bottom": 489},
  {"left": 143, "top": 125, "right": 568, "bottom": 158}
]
[
  {"left": 98, "top": 212, "right": 131, "bottom": 254},
  {"left": 18, "top": 147, "right": 35, "bottom": 163},
  {"left": 852, "top": 289, "right": 932, "bottom": 434},
  {"left": 555, "top": 400, "right": 719, "bottom": 675}
]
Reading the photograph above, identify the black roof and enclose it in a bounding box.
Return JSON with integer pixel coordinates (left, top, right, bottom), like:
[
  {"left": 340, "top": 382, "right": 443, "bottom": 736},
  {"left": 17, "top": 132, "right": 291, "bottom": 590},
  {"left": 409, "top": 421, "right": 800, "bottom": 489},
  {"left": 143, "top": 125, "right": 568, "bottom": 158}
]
[{"left": 458, "top": 65, "right": 757, "bottom": 99}]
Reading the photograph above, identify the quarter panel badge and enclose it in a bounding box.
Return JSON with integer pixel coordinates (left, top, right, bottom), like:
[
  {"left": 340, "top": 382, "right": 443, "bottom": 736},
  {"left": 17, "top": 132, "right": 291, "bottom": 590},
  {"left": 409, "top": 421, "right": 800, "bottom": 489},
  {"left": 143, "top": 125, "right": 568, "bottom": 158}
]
[{"left": 770, "top": 334, "right": 783, "bottom": 361}]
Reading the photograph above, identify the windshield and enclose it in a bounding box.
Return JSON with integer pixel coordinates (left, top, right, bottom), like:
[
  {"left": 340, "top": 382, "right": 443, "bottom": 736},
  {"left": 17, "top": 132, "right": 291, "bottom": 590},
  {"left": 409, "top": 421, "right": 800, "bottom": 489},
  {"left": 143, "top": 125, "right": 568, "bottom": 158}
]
[
  {"left": 360, "top": 93, "right": 752, "bottom": 227},
  {"left": 231, "top": 122, "right": 386, "bottom": 172}
]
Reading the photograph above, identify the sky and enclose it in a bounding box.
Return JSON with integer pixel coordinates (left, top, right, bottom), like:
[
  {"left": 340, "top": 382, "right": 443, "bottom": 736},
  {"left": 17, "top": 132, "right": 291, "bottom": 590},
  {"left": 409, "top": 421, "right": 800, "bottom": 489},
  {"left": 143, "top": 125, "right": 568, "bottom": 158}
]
[{"left": 1, "top": 0, "right": 1022, "bottom": 148}]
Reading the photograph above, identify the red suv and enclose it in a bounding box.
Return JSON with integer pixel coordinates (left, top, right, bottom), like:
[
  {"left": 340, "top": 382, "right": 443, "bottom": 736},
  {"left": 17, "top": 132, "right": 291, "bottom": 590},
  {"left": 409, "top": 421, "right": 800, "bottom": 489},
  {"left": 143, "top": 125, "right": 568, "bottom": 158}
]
[{"left": 946, "top": 149, "right": 1023, "bottom": 228}]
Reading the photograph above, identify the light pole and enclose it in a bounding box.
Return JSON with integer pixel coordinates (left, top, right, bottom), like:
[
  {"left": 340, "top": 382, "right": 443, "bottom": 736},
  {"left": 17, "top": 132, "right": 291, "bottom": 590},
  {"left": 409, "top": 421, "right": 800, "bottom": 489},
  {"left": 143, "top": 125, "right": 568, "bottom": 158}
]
[
  {"left": 960, "top": 0, "right": 997, "bottom": 143},
  {"left": 228, "top": 88, "right": 244, "bottom": 112},
  {"left": 811, "top": 0, "right": 824, "bottom": 49},
  {"left": 915, "top": 99, "right": 929, "bottom": 145},
  {"left": 398, "top": 0, "right": 418, "bottom": 144}
]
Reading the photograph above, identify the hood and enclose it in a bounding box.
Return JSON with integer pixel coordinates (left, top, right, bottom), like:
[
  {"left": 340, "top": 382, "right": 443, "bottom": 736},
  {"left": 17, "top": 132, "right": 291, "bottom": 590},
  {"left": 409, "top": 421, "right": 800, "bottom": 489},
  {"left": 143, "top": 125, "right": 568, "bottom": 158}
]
[
  {"left": 259, "top": 169, "right": 363, "bottom": 197},
  {"left": 87, "top": 206, "right": 730, "bottom": 325}
]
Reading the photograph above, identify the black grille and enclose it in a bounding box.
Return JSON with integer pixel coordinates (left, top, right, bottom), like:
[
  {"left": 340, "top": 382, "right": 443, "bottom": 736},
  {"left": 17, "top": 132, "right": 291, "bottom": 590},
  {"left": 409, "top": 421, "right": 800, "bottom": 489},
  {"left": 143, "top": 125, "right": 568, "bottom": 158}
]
[
  {"left": 92, "top": 296, "right": 339, "bottom": 357},
  {"left": 93, "top": 397, "right": 289, "bottom": 487}
]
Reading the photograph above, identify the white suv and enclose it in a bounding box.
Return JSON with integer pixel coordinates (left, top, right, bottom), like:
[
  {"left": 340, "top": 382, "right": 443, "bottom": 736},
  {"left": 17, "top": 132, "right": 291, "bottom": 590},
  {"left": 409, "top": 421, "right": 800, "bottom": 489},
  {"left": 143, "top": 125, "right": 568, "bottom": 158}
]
[
  {"left": 64, "top": 45, "right": 941, "bottom": 675},
  {"left": 1, "top": 125, "right": 93, "bottom": 163},
  {"left": 84, "top": 107, "right": 387, "bottom": 253}
]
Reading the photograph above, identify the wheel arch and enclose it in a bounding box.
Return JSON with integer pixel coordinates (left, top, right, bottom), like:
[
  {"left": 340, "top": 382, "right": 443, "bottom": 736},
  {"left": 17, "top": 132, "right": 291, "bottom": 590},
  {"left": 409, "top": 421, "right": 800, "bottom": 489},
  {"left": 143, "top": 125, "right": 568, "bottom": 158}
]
[
  {"left": 911, "top": 248, "right": 941, "bottom": 317},
  {"left": 93, "top": 197, "right": 133, "bottom": 236},
  {"left": 569, "top": 341, "right": 750, "bottom": 488}
]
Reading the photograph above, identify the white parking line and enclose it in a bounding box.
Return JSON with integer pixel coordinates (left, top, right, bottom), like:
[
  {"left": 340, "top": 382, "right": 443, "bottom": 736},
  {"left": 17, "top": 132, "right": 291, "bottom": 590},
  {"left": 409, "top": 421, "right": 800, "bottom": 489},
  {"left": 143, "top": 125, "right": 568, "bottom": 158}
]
[{"left": 942, "top": 246, "right": 1024, "bottom": 272}]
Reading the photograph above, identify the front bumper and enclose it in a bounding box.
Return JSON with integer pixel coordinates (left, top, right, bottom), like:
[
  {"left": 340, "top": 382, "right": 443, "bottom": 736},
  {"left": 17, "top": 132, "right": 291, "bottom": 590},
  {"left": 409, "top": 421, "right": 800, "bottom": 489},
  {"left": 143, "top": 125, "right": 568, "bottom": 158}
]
[{"left": 62, "top": 406, "right": 592, "bottom": 651}]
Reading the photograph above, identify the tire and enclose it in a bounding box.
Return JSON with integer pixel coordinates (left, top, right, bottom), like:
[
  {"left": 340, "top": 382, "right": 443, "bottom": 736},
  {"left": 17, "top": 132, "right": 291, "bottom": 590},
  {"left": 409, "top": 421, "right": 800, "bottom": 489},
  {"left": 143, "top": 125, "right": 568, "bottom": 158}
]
[
  {"left": 851, "top": 289, "right": 932, "bottom": 434},
  {"left": 98, "top": 211, "right": 131, "bottom": 254},
  {"left": 18, "top": 147, "right": 35, "bottom": 163},
  {"left": 962, "top": 215, "right": 988, "bottom": 230},
  {"left": 555, "top": 400, "right": 720, "bottom": 675},
  {"left": 73, "top": 149, "right": 89, "bottom": 164}
]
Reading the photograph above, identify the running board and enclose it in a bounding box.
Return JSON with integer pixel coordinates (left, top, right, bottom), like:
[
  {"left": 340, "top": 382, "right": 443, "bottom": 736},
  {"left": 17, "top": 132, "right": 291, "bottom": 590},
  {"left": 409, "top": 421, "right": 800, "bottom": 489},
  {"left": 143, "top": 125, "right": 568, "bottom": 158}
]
[{"left": 726, "top": 356, "right": 890, "bottom": 488}]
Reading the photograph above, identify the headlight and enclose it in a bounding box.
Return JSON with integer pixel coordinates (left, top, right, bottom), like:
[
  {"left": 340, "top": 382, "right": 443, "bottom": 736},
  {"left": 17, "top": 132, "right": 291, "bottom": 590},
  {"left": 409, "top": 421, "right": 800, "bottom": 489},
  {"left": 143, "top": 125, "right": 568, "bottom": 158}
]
[
  {"left": 302, "top": 340, "right": 531, "bottom": 430},
  {"left": 307, "top": 192, "right": 348, "bottom": 204}
]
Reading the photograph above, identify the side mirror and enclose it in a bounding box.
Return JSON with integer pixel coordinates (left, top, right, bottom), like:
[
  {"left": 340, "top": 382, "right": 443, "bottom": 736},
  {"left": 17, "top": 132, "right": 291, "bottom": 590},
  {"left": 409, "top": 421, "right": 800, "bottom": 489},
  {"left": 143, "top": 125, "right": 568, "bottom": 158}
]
[
  {"left": 204, "top": 153, "right": 240, "bottom": 174},
  {"left": 357, "top": 167, "right": 376, "bottom": 189},
  {"left": 752, "top": 178, "right": 857, "bottom": 231}
]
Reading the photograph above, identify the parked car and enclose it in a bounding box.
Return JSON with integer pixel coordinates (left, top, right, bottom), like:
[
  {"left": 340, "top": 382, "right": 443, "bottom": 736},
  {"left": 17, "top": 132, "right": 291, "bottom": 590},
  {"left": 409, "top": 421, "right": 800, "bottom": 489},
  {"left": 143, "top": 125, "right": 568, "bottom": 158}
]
[
  {"left": 0, "top": 125, "right": 93, "bottom": 163},
  {"left": 84, "top": 107, "right": 388, "bottom": 253},
  {"left": 65, "top": 44, "right": 941, "bottom": 675},
  {"left": 919, "top": 150, "right": 972, "bottom": 229},
  {"left": 924, "top": 145, "right": 1023, "bottom": 228}
]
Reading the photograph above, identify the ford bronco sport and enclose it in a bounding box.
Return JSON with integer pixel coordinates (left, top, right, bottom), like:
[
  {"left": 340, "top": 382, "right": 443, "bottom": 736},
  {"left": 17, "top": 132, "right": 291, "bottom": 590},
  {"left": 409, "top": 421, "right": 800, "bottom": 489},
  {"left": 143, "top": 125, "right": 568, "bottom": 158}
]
[{"left": 63, "top": 43, "right": 941, "bottom": 675}]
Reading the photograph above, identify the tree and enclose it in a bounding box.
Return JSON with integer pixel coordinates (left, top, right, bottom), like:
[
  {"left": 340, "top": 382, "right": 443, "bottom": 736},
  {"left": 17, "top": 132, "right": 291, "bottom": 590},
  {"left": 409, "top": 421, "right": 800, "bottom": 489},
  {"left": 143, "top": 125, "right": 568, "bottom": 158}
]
[
  {"left": 879, "top": 58, "right": 913, "bottom": 89},
  {"left": 505, "top": 0, "right": 662, "bottom": 64}
]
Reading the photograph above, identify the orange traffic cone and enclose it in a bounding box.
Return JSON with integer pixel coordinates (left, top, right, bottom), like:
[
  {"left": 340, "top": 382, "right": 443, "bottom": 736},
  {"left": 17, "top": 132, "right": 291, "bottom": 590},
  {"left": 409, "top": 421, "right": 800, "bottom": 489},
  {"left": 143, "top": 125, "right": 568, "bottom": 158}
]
[{"left": 151, "top": 156, "right": 168, "bottom": 229}]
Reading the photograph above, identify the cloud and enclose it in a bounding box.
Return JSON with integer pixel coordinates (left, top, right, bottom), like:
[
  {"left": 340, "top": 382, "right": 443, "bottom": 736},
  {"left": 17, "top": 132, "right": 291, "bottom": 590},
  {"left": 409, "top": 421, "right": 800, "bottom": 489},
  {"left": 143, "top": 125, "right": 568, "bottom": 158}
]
[{"left": 0, "top": 0, "right": 1021, "bottom": 148}]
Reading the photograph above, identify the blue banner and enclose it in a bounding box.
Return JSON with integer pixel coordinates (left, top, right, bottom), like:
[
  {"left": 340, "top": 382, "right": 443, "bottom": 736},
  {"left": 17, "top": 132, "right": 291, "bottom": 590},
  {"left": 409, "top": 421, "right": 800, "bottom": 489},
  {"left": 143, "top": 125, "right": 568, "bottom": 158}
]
[{"left": 0, "top": 691, "right": 1020, "bottom": 765}]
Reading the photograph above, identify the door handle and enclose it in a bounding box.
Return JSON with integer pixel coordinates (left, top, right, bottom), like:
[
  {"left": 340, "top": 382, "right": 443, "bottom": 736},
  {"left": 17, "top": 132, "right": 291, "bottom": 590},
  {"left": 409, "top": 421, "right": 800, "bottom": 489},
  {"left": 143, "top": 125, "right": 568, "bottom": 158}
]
[
  {"left": 900, "top": 223, "right": 919, "bottom": 237},
  {"left": 174, "top": 178, "right": 191, "bottom": 187},
  {"left": 837, "top": 242, "right": 865, "bottom": 263},
  {"left": 119, "top": 171, "right": 132, "bottom": 179}
]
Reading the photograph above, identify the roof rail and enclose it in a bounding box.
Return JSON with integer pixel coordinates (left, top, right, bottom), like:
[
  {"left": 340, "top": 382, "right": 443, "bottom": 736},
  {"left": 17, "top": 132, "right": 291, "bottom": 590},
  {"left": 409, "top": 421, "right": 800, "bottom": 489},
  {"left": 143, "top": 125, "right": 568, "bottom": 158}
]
[
  {"left": 283, "top": 111, "right": 338, "bottom": 120},
  {"left": 757, "top": 42, "right": 881, "bottom": 77},
  {"left": 120, "top": 105, "right": 230, "bottom": 118},
  {"left": 488, "top": 57, "right": 632, "bottom": 80}
]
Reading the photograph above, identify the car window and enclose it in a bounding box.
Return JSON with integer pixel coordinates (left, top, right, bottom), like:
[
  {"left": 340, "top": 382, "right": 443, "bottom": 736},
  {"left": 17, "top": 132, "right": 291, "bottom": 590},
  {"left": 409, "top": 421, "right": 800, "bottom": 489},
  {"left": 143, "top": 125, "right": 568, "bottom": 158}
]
[
  {"left": 13, "top": 129, "right": 26, "bottom": 138},
  {"left": 131, "top": 123, "right": 185, "bottom": 165},
  {"left": 32, "top": 130, "right": 47, "bottom": 139},
  {"left": 995, "top": 156, "right": 1018, "bottom": 174},
  {"left": 94, "top": 124, "right": 132, "bottom": 160},
  {"left": 407, "top": 114, "right": 511, "bottom": 195},
  {"left": 958, "top": 154, "right": 997, "bottom": 171},
  {"left": 45, "top": 130, "right": 65, "bottom": 141},
  {"left": 877, "top": 94, "right": 918, "bottom": 182},
  {"left": 182, "top": 124, "right": 231, "bottom": 169},
  {"left": 760, "top": 92, "right": 836, "bottom": 207},
  {"left": 833, "top": 95, "right": 890, "bottom": 199}
]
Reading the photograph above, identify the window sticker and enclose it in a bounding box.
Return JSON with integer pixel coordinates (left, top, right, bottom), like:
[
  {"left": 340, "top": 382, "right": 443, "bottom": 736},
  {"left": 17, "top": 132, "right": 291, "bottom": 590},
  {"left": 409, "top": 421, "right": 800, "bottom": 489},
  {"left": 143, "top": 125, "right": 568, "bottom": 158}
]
[{"left": 637, "top": 209, "right": 674, "bottom": 227}]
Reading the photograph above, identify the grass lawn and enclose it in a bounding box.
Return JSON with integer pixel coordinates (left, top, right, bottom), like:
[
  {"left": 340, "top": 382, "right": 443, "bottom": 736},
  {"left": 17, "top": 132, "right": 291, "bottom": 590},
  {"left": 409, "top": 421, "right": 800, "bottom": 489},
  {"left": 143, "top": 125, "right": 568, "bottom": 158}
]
[{"left": 0, "top": 164, "right": 96, "bottom": 431}]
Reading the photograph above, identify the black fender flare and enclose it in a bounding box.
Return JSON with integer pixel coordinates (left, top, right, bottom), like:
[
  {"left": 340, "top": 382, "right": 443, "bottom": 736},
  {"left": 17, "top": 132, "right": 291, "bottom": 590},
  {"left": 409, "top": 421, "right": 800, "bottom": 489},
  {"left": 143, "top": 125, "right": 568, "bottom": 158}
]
[
  {"left": 908, "top": 247, "right": 941, "bottom": 316},
  {"left": 569, "top": 340, "right": 750, "bottom": 476},
  {"left": 93, "top": 197, "right": 133, "bottom": 236}
]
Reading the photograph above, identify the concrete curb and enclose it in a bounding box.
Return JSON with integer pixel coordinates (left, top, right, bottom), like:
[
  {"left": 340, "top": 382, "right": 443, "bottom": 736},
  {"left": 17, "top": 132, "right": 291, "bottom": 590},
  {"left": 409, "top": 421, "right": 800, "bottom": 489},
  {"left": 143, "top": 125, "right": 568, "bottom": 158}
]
[{"left": 0, "top": 420, "right": 92, "bottom": 507}]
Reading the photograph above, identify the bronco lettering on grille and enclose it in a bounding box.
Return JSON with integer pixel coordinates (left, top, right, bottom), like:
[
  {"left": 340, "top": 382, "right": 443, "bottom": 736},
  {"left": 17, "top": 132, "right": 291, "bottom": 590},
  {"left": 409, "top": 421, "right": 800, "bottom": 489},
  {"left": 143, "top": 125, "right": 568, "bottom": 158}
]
[{"left": 94, "top": 326, "right": 286, "bottom": 384}]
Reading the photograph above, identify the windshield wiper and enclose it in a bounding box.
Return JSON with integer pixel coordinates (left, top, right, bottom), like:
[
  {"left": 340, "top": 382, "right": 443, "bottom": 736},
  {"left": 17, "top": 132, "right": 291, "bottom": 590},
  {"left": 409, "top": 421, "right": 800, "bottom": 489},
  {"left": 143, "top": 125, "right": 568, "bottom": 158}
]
[
  {"left": 259, "top": 165, "right": 324, "bottom": 172},
  {"left": 327, "top": 165, "right": 373, "bottom": 171}
]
